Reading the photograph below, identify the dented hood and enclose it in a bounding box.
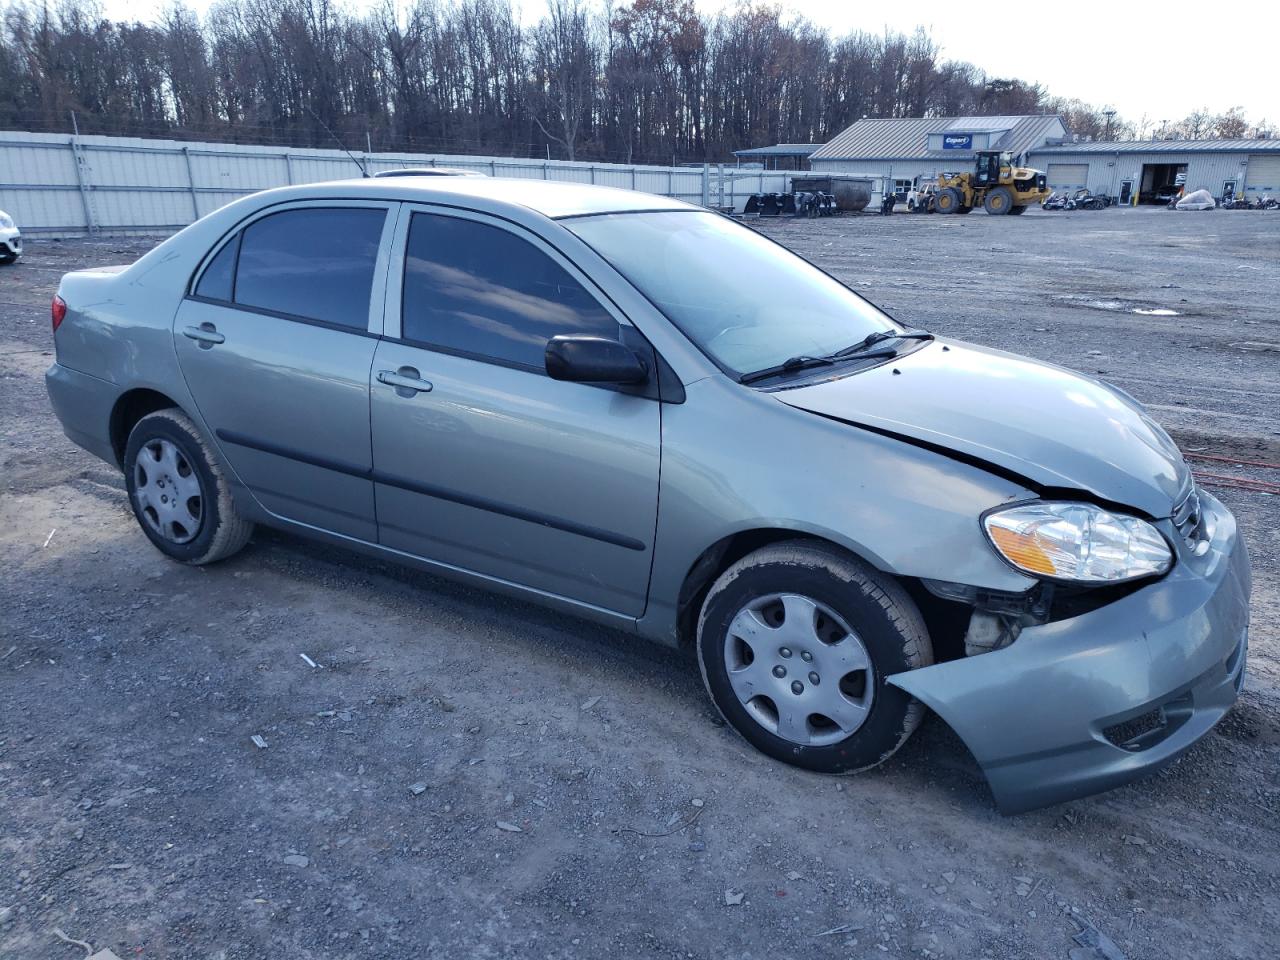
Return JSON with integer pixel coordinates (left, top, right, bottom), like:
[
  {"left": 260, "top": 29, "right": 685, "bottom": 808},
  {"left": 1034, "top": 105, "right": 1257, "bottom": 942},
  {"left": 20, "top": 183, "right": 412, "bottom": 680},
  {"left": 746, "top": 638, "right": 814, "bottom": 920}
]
[{"left": 774, "top": 340, "right": 1188, "bottom": 518}]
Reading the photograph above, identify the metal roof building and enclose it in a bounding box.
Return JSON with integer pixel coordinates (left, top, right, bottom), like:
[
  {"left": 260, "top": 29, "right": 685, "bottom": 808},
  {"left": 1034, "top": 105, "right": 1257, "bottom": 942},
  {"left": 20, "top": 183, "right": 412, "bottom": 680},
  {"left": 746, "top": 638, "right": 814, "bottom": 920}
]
[
  {"left": 808, "top": 114, "right": 1069, "bottom": 200},
  {"left": 731, "top": 143, "right": 824, "bottom": 170},
  {"left": 1027, "top": 138, "right": 1280, "bottom": 203},
  {"left": 812, "top": 115, "right": 1067, "bottom": 164}
]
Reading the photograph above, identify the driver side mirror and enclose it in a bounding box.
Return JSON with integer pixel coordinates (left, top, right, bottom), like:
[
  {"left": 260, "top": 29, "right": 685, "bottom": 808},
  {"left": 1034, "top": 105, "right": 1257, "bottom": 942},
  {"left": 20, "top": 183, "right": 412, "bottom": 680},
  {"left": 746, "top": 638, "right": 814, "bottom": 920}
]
[{"left": 545, "top": 335, "right": 649, "bottom": 384}]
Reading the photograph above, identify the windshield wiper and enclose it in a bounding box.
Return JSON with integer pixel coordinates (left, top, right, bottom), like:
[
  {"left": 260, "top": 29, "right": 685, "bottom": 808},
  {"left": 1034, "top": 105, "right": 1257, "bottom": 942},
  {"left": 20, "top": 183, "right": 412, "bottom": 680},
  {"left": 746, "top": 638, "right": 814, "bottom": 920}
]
[
  {"left": 739, "top": 354, "right": 835, "bottom": 384},
  {"left": 739, "top": 329, "right": 934, "bottom": 385},
  {"left": 831, "top": 328, "right": 933, "bottom": 358}
]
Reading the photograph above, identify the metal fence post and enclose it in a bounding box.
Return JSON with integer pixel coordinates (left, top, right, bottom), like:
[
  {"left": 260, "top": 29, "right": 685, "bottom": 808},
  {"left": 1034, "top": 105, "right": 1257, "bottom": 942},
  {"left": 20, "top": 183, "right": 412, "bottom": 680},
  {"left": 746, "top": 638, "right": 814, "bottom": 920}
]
[
  {"left": 285, "top": 153, "right": 295, "bottom": 185},
  {"left": 668, "top": 169, "right": 674, "bottom": 197},
  {"left": 589, "top": 164, "right": 596, "bottom": 185},
  {"left": 68, "top": 137, "right": 96, "bottom": 236},
  {"left": 701, "top": 164, "right": 710, "bottom": 207},
  {"left": 182, "top": 147, "right": 199, "bottom": 221},
  {"left": 543, "top": 161, "right": 549, "bottom": 180},
  {"left": 631, "top": 168, "right": 637, "bottom": 190}
]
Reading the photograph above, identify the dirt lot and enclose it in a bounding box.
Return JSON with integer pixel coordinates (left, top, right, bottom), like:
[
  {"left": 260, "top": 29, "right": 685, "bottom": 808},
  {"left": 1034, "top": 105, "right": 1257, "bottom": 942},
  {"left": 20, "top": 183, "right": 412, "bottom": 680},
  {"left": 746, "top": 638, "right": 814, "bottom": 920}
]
[{"left": 2, "top": 207, "right": 1278, "bottom": 960}]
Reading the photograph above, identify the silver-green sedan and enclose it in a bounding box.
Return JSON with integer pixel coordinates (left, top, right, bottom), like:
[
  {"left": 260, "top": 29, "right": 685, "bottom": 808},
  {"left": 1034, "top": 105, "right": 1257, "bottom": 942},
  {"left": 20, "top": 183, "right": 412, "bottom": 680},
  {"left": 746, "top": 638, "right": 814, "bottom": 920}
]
[{"left": 45, "top": 177, "right": 1250, "bottom": 812}]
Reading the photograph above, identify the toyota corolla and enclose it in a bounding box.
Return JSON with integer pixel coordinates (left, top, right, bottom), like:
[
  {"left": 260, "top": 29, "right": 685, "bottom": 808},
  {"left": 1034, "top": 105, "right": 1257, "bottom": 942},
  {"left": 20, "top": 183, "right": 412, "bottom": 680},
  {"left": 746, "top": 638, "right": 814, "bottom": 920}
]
[{"left": 44, "top": 177, "right": 1251, "bottom": 812}]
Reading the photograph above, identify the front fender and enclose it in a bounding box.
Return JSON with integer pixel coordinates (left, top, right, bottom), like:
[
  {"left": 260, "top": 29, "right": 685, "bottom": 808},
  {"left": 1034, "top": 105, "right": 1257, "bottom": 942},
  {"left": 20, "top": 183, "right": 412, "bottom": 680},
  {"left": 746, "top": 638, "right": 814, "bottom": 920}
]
[{"left": 639, "top": 376, "right": 1037, "bottom": 644}]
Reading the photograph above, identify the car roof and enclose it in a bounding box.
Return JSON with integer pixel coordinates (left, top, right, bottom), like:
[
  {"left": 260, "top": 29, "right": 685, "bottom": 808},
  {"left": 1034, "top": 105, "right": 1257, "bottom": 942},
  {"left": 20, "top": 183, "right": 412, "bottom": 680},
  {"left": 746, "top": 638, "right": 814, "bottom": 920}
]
[{"left": 278, "top": 175, "right": 700, "bottom": 221}]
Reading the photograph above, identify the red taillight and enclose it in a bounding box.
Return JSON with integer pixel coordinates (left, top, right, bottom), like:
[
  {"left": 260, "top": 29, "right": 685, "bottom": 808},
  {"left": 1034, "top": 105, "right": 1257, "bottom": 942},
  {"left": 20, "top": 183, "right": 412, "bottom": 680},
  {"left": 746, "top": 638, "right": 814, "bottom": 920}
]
[{"left": 51, "top": 295, "right": 67, "bottom": 332}]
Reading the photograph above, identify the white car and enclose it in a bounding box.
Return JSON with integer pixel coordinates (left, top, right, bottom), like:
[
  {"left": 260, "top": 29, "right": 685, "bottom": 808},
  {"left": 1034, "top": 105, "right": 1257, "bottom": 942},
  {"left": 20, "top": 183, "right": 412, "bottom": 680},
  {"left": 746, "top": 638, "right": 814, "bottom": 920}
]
[{"left": 0, "top": 209, "right": 21, "bottom": 263}]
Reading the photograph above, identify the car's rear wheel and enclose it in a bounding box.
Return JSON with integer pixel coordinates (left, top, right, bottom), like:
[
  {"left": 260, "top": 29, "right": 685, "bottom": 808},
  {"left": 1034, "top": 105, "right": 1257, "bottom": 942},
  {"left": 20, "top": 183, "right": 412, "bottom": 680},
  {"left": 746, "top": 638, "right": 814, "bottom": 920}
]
[
  {"left": 123, "top": 408, "right": 253, "bottom": 564},
  {"left": 697, "top": 541, "right": 933, "bottom": 773}
]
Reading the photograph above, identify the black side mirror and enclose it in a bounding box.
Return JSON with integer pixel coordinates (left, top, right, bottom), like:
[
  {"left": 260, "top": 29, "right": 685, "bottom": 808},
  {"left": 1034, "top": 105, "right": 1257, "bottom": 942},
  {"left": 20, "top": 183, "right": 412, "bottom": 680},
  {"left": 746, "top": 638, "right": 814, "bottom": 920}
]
[{"left": 545, "top": 335, "right": 649, "bottom": 384}]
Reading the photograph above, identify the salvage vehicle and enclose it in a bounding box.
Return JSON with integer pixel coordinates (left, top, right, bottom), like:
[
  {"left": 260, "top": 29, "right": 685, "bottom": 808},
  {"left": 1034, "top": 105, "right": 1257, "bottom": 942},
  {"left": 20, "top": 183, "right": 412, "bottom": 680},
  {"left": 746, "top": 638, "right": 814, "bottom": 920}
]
[
  {"left": 45, "top": 178, "right": 1251, "bottom": 813},
  {"left": 0, "top": 208, "right": 21, "bottom": 263}
]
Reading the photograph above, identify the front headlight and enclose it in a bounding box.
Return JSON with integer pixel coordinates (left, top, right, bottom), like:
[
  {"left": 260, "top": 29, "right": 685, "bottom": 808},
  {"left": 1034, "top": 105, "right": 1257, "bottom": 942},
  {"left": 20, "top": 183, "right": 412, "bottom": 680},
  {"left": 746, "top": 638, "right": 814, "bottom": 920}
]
[
  {"left": 983, "top": 502, "right": 1172, "bottom": 584},
  {"left": 0, "top": 214, "right": 14, "bottom": 230}
]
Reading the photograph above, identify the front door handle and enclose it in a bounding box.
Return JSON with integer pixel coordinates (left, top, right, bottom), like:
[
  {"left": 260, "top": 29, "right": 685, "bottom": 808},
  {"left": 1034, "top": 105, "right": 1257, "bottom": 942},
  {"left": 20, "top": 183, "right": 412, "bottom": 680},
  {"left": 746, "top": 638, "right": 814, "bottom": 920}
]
[
  {"left": 377, "top": 367, "right": 433, "bottom": 395},
  {"left": 183, "top": 323, "right": 225, "bottom": 347}
]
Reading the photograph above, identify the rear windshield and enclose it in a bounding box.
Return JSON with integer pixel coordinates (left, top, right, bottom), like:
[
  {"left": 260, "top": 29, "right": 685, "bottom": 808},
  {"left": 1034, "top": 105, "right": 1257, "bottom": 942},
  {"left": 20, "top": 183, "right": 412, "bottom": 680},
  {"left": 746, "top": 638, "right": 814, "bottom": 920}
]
[{"left": 566, "top": 210, "right": 896, "bottom": 378}]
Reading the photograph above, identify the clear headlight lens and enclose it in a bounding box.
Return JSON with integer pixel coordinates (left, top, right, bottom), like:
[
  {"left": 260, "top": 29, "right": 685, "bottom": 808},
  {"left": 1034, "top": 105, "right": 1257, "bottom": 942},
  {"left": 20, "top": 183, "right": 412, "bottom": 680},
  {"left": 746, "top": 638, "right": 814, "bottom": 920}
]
[
  {"left": 983, "top": 502, "right": 1172, "bottom": 583},
  {"left": 0, "top": 214, "right": 14, "bottom": 229}
]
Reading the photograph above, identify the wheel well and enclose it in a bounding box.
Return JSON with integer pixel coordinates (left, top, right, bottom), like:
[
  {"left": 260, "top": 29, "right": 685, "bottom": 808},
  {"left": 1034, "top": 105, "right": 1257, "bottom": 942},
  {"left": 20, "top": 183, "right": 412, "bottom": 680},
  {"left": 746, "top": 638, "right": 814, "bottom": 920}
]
[
  {"left": 109, "top": 389, "right": 179, "bottom": 467},
  {"left": 674, "top": 530, "right": 972, "bottom": 661},
  {"left": 672, "top": 531, "right": 862, "bottom": 649}
]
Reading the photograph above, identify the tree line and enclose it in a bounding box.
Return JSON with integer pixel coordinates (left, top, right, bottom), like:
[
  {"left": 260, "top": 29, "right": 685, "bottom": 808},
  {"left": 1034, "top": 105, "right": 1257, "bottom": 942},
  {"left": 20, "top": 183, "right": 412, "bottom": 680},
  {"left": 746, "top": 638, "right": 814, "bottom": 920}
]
[{"left": 0, "top": 0, "right": 1272, "bottom": 164}]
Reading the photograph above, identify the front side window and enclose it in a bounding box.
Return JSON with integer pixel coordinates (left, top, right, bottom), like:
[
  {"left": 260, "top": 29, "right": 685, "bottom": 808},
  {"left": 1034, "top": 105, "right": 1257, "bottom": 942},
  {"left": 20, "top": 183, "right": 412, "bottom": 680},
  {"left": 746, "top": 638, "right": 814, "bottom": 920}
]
[
  {"left": 232, "top": 207, "right": 386, "bottom": 330},
  {"left": 401, "top": 213, "right": 619, "bottom": 369},
  {"left": 566, "top": 211, "right": 896, "bottom": 378}
]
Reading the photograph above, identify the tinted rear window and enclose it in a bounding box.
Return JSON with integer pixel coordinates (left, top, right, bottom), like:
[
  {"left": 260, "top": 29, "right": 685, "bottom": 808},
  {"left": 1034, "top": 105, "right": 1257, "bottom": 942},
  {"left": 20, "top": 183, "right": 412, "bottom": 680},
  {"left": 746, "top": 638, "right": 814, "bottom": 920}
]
[
  {"left": 234, "top": 208, "right": 385, "bottom": 329},
  {"left": 401, "top": 213, "right": 618, "bottom": 368}
]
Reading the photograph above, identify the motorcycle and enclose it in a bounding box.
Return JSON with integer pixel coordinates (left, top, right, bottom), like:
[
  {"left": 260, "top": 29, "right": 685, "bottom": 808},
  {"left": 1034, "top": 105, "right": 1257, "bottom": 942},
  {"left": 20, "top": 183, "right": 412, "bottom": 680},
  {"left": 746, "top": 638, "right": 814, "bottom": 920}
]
[{"left": 1041, "top": 191, "right": 1068, "bottom": 211}]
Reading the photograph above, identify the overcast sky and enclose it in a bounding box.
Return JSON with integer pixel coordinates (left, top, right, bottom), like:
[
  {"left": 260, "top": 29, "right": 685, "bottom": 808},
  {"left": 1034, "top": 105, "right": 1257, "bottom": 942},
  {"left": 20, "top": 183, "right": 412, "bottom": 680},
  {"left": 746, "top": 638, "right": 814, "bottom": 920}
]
[{"left": 101, "top": 0, "right": 1275, "bottom": 127}]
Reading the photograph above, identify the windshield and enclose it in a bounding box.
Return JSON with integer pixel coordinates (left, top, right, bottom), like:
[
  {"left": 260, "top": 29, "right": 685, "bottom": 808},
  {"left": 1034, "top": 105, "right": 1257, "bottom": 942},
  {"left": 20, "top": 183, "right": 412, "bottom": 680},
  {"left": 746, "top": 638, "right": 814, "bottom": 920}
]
[{"left": 565, "top": 211, "right": 898, "bottom": 378}]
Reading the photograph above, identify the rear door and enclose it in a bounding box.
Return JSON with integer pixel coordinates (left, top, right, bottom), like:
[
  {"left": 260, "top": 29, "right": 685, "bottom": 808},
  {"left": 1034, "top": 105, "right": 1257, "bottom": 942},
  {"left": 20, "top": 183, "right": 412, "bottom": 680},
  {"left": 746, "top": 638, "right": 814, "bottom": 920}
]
[
  {"left": 174, "top": 201, "right": 397, "bottom": 541},
  {"left": 369, "top": 207, "right": 661, "bottom": 616}
]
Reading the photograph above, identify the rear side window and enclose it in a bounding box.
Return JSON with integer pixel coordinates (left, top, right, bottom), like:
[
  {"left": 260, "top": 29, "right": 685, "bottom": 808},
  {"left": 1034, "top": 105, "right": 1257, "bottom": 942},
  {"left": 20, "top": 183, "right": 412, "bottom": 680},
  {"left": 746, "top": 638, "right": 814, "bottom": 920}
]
[
  {"left": 401, "top": 213, "right": 618, "bottom": 368},
  {"left": 233, "top": 207, "right": 386, "bottom": 330},
  {"left": 195, "top": 235, "right": 237, "bottom": 301}
]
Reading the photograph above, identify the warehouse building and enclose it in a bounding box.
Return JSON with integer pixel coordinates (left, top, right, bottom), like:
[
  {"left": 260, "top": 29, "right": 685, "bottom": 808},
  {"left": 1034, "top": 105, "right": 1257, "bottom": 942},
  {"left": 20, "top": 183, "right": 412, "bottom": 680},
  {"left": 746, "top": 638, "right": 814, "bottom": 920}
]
[
  {"left": 808, "top": 115, "right": 1068, "bottom": 200},
  {"left": 806, "top": 114, "right": 1280, "bottom": 204},
  {"left": 1028, "top": 139, "right": 1280, "bottom": 204}
]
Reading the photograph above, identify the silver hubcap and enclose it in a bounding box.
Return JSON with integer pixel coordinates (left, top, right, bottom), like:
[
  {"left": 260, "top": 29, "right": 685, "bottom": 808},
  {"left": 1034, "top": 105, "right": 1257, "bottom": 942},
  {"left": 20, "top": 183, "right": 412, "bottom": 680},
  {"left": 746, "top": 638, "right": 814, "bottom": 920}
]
[
  {"left": 723, "top": 593, "right": 874, "bottom": 747},
  {"left": 133, "top": 438, "right": 203, "bottom": 544}
]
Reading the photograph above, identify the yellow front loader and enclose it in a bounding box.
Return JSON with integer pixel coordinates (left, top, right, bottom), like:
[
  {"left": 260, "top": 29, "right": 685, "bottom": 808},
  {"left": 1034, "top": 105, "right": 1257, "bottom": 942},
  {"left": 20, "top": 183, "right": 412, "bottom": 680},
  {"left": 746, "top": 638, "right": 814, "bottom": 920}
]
[{"left": 933, "top": 151, "right": 1051, "bottom": 215}]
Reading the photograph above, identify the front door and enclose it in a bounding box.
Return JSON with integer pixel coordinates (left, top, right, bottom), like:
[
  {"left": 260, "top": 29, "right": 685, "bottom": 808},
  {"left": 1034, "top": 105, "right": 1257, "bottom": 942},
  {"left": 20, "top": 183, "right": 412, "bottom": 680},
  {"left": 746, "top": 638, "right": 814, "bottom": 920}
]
[
  {"left": 1118, "top": 180, "right": 1133, "bottom": 205},
  {"left": 369, "top": 207, "right": 661, "bottom": 616},
  {"left": 174, "top": 201, "right": 396, "bottom": 541}
]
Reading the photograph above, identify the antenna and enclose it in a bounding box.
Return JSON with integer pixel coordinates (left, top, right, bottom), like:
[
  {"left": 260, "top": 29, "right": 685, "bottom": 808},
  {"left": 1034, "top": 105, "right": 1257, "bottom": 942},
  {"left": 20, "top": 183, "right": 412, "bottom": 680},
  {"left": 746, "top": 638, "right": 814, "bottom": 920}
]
[{"left": 307, "top": 107, "right": 369, "bottom": 178}]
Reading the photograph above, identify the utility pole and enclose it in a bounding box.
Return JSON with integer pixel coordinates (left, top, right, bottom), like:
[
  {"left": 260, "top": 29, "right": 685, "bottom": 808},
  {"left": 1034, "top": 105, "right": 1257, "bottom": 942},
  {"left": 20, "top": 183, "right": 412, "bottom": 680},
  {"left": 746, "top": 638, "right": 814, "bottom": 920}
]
[{"left": 1103, "top": 108, "right": 1116, "bottom": 141}]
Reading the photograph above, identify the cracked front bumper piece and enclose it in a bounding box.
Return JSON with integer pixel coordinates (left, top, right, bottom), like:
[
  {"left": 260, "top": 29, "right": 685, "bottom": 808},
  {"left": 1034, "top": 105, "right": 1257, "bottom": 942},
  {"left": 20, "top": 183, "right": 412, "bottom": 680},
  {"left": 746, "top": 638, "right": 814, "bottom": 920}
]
[{"left": 890, "top": 491, "right": 1251, "bottom": 813}]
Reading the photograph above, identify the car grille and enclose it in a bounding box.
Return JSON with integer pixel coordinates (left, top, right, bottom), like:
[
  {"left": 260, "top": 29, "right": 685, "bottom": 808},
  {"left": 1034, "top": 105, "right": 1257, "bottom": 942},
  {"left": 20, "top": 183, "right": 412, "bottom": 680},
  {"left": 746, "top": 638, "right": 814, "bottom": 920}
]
[{"left": 1171, "top": 482, "right": 1206, "bottom": 548}]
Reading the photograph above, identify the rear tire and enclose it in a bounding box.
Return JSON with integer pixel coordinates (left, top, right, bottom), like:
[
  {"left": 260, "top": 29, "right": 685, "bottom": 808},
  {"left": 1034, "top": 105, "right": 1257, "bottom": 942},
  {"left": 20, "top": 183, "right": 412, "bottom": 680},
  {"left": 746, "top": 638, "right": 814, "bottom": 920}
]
[
  {"left": 697, "top": 541, "right": 934, "bottom": 774},
  {"left": 123, "top": 408, "right": 253, "bottom": 565},
  {"left": 983, "top": 186, "right": 1014, "bottom": 214},
  {"left": 1008, "top": 204, "right": 1027, "bottom": 215}
]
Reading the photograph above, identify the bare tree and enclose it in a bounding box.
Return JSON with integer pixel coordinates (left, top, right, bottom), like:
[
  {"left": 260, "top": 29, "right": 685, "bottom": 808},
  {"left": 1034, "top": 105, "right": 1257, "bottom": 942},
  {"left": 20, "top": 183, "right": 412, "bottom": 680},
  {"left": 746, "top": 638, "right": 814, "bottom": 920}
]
[{"left": 529, "top": 0, "right": 595, "bottom": 160}]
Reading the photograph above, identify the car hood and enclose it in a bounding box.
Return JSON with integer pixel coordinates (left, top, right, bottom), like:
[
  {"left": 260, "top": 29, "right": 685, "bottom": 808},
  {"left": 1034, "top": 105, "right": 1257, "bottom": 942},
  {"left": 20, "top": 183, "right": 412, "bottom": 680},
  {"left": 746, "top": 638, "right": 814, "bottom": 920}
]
[{"left": 773, "top": 340, "right": 1188, "bottom": 518}]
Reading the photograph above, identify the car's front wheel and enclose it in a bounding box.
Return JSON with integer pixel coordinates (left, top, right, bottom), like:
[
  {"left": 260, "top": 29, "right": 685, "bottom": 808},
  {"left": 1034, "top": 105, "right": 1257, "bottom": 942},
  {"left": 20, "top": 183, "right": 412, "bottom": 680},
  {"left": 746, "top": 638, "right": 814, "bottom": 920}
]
[
  {"left": 697, "top": 541, "right": 933, "bottom": 774},
  {"left": 123, "top": 408, "right": 253, "bottom": 564}
]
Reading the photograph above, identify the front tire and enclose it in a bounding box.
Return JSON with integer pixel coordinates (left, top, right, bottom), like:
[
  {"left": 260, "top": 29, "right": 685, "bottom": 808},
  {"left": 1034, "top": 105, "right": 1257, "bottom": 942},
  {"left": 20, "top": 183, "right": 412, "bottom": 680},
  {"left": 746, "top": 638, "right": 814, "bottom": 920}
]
[
  {"left": 935, "top": 187, "right": 963, "bottom": 214},
  {"left": 697, "top": 541, "right": 934, "bottom": 774},
  {"left": 123, "top": 408, "right": 253, "bottom": 564},
  {"left": 983, "top": 186, "right": 1014, "bottom": 214}
]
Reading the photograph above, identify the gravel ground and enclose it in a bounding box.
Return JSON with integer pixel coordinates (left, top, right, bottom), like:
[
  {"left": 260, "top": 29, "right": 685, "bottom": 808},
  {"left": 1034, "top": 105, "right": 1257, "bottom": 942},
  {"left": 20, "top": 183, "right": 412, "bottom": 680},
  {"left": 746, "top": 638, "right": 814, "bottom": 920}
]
[{"left": 1, "top": 207, "right": 1278, "bottom": 960}]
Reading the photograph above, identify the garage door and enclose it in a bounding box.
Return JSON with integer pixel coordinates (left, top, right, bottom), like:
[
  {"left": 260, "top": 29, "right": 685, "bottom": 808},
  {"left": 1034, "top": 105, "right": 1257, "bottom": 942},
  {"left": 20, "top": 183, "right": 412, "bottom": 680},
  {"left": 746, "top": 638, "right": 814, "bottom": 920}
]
[
  {"left": 1244, "top": 155, "right": 1280, "bottom": 196},
  {"left": 1046, "top": 163, "right": 1089, "bottom": 192}
]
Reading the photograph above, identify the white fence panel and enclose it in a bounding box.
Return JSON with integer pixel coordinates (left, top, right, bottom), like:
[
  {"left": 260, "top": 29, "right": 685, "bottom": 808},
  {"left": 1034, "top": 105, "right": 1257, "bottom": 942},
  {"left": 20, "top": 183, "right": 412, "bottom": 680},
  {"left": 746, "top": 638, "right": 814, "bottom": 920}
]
[{"left": 0, "top": 131, "right": 806, "bottom": 236}]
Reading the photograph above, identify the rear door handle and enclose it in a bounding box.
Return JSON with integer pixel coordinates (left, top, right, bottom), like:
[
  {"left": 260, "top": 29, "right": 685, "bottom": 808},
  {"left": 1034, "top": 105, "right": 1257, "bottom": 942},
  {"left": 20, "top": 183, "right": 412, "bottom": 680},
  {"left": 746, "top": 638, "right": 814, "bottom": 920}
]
[
  {"left": 183, "top": 323, "right": 224, "bottom": 347},
  {"left": 377, "top": 367, "right": 433, "bottom": 395}
]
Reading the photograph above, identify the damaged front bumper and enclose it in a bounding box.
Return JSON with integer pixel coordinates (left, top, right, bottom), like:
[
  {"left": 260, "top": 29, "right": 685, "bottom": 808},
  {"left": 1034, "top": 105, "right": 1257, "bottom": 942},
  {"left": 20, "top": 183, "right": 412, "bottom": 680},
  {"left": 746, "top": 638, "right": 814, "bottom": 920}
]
[{"left": 890, "top": 491, "right": 1251, "bottom": 813}]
